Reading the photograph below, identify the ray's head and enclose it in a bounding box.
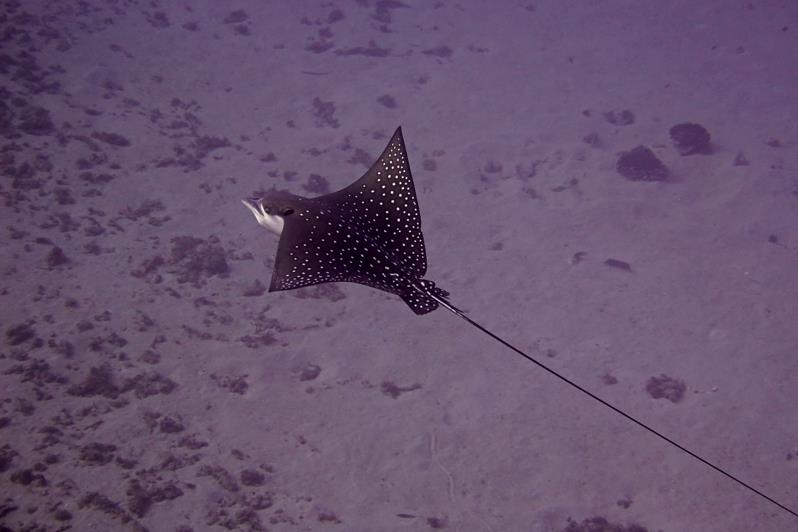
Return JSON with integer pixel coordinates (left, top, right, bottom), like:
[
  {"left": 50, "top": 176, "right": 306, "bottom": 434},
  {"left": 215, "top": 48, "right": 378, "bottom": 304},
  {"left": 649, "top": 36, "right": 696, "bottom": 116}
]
[{"left": 241, "top": 190, "right": 303, "bottom": 236}]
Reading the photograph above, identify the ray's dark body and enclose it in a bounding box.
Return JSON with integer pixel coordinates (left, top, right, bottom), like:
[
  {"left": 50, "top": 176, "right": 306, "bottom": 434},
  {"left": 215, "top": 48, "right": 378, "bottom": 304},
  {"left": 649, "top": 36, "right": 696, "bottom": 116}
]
[{"left": 257, "top": 127, "right": 446, "bottom": 314}]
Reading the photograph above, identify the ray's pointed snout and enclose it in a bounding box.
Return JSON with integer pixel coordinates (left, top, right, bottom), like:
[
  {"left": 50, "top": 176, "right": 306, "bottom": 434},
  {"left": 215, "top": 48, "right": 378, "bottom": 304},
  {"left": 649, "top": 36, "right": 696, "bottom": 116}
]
[{"left": 241, "top": 198, "right": 284, "bottom": 236}]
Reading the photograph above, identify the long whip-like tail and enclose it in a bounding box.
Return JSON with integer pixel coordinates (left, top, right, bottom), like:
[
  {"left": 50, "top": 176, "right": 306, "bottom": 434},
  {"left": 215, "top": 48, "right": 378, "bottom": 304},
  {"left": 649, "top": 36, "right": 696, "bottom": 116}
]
[{"left": 423, "top": 289, "right": 798, "bottom": 521}]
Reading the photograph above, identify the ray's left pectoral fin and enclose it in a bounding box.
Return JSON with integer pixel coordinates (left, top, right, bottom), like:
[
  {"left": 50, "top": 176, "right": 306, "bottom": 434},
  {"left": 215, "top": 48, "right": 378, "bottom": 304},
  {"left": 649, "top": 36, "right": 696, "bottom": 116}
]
[{"left": 267, "top": 218, "right": 304, "bottom": 292}]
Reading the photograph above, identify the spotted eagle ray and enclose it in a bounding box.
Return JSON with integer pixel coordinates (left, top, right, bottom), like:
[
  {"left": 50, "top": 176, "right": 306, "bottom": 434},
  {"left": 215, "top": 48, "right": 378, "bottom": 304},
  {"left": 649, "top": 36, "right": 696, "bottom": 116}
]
[{"left": 242, "top": 127, "right": 796, "bottom": 520}]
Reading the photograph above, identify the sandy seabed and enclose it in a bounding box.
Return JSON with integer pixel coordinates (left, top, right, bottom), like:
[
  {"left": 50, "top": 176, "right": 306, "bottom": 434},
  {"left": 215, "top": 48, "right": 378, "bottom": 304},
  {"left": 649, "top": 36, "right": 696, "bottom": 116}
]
[{"left": 2, "top": 1, "right": 797, "bottom": 531}]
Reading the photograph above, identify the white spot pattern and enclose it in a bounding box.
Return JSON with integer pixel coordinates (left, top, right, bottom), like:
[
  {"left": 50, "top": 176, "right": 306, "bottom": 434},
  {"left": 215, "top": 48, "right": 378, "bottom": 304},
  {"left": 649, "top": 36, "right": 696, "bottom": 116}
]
[{"left": 267, "top": 127, "right": 438, "bottom": 314}]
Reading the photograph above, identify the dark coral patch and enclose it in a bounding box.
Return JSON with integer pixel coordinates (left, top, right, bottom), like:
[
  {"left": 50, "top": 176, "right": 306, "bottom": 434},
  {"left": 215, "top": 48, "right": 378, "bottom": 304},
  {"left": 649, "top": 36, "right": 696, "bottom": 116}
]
[
  {"left": 616, "top": 146, "right": 668, "bottom": 182},
  {"left": 669, "top": 122, "right": 711, "bottom": 155}
]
